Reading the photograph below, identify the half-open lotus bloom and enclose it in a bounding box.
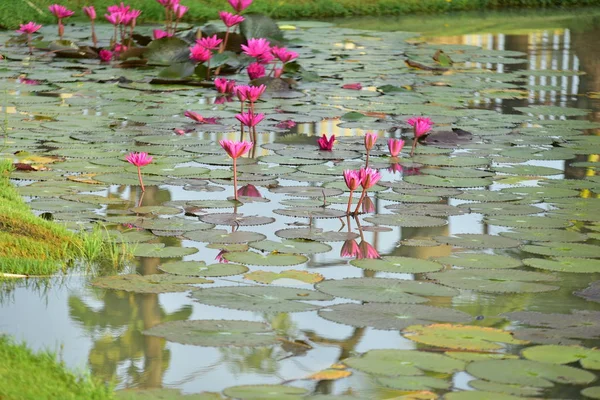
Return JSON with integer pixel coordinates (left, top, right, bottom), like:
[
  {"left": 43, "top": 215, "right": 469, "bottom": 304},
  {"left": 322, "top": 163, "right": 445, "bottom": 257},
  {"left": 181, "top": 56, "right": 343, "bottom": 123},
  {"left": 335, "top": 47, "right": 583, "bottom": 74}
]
[
  {"left": 153, "top": 29, "right": 171, "bottom": 40},
  {"left": 343, "top": 169, "right": 361, "bottom": 214},
  {"left": 228, "top": 0, "right": 253, "bottom": 13},
  {"left": 241, "top": 38, "right": 271, "bottom": 59},
  {"left": 318, "top": 134, "right": 335, "bottom": 151},
  {"left": 407, "top": 116, "right": 433, "bottom": 156},
  {"left": 99, "top": 49, "right": 113, "bottom": 62},
  {"left": 245, "top": 84, "right": 266, "bottom": 103},
  {"left": 126, "top": 152, "right": 153, "bottom": 192},
  {"left": 219, "top": 140, "right": 253, "bottom": 200},
  {"left": 341, "top": 239, "right": 361, "bottom": 258},
  {"left": 247, "top": 62, "right": 265, "bottom": 80},
  {"left": 83, "top": 6, "right": 96, "bottom": 19},
  {"left": 235, "top": 111, "right": 264, "bottom": 128},
  {"left": 197, "top": 35, "right": 222, "bottom": 50},
  {"left": 219, "top": 11, "right": 245, "bottom": 28},
  {"left": 364, "top": 132, "right": 378, "bottom": 151},
  {"left": 172, "top": 4, "right": 188, "bottom": 19},
  {"left": 387, "top": 138, "right": 405, "bottom": 157},
  {"left": 271, "top": 46, "right": 298, "bottom": 64},
  {"left": 190, "top": 44, "right": 212, "bottom": 63},
  {"left": 105, "top": 12, "right": 123, "bottom": 25},
  {"left": 357, "top": 240, "right": 380, "bottom": 259},
  {"left": 17, "top": 22, "right": 42, "bottom": 34}
]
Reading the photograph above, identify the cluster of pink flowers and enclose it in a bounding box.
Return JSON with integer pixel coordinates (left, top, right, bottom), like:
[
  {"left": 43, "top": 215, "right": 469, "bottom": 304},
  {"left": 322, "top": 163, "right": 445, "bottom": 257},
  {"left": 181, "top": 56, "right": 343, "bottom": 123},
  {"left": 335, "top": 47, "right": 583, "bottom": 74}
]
[
  {"left": 155, "top": 0, "right": 188, "bottom": 36},
  {"left": 104, "top": 2, "right": 142, "bottom": 50},
  {"left": 241, "top": 38, "right": 298, "bottom": 80},
  {"left": 341, "top": 238, "right": 379, "bottom": 259},
  {"left": 343, "top": 167, "right": 382, "bottom": 215},
  {"left": 189, "top": 34, "right": 223, "bottom": 67}
]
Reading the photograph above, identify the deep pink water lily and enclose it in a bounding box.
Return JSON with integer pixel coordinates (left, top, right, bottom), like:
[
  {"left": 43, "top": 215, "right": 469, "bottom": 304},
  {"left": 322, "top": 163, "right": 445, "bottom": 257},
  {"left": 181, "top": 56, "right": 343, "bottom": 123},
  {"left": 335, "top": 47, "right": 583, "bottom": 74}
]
[
  {"left": 228, "top": 0, "right": 253, "bottom": 13},
  {"left": 318, "top": 134, "right": 335, "bottom": 151},
  {"left": 219, "top": 11, "right": 245, "bottom": 28},
  {"left": 49, "top": 4, "right": 74, "bottom": 39},
  {"left": 105, "top": 12, "right": 123, "bottom": 25},
  {"left": 215, "top": 249, "right": 229, "bottom": 263},
  {"left": 241, "top": 38, "right": 271, "bottom": 59},
  {"left": 83, "top": 6, "right": 96, "bottom": 19},
  {"left": 126, "top": 152, "right": 153, "bottom": 192},
  {"left": 343, "top": 169, "right": 362, "bottom": 214},
  {"left": 341, "top": 239, "right": 361, "bottom": 258},
  {"left": 220, "top": 140, "right": 253, "bottom": 200},
  {"left": 197, "top": 35, "right": 223, "bottom": 50},
  {"left": 184, "top": 111, "right": 219, "bottom": 124},
  {"left": 17, "top": 22, "right": 42, "bottom": 34},
  {"left": 235, "top": 111, "right": 264, "bottom": 128},
  {"left": 153, "top": 29, "right": 171, "bottom": 40},
  {"left": 122, "top": 9, "right": 142, "bottom": 27},
  {"left": 247, "top": 62, "right": 265, "bottom": 80},
  {"left": 237, "top": 184, "right": 262, "bottom": 198},
  {"left": 271, "top": 46, "right": 298, "bottom": 64},
  {"left": 387, "top": 138, "right": 405, "bottom": 157},
  {"left": 407, "top": 116, "right": 433, "bottom": 156},
  {"left": 107, "top": 2, "right": 130, "bottom": 14},
  {"left": 234, "top": 85, "right": 266, "bottom": 104},
  {"left": 190, "top": 44, "right": 212, "bottom": 63},
  {"left": 275, "top": 120, "right": 296, "bottom": 129},
  {"left": 99, "top": 49, "right": 113, "bottom": 62},
  {"left": 172, "top": 3, "right": 188, "bottom": 19}
]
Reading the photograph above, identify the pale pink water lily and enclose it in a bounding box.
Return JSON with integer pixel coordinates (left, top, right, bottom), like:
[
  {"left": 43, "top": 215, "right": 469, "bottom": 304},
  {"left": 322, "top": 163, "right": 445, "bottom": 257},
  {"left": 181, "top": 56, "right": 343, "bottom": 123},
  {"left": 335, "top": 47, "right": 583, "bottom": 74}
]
[
  {"left": 48, "top": 4, "right": 74, "bottom": 39},
  {"left": 219, "top": 11, "right": 244, "bottom": 28},
  {"left": 341, "top": 239, "right": 361, "bottom": 258},
  {"left": 342, "top": 83, "right": 362, "bottom": 90},
  {"left": 189, "top": 44, "right": 212, "bottom": 63},
  {"left": 214, "top": 78, "right": 236, "bottom": 94},
  {"left": 113, "top": 43, "right": 128, "bottom": 53},
  {"left": 235, "top": 111, "right": 264, "bottom": 127},
  {"left": 153, "top": 29, "right": 171, "bottom": 40},
  {"left": 99, "top": 49, "right": 113, "bottom": 62},
  {"left": 271, "top": 46, "right": 298, "bottom": 64},
  {"left": 247, "top": 62, "right": 265, "bottom": 80},
  {"left": 354, "top": 167, "right": 381, "bottom": 215},
  {"left": 317, "top": 134, "right": 335, "bottom": 151},
  {"left": 387, "top": 138, "right": 405, "bottom": 157},
  {"left": 364, "top": 132, "right": 378, "bottom": 167},
  {"left": 241, "top": 38, "right": 271, "bottom": 59},
  {"left": 407, "top": 116, "right": 433, "bottom": 156},
  {"left": 228, "top": 0, "right": 253, "bottom": 13},
  {"left": 219, "top": 140, "right": 253, "bottom": 200},
  {"left": 125, "top": 152, "right": 153, "bottom": 192},
  {"left": 83, "top": 6, "right": 96, "bottom": 19},
  {"left": 357, "top": 240, "right": 380, "bottom": 259},
  {"left": 343, "top": 169, "right": 361, "bottom": 214},
  {"left": 197, "top": 34, "right": 223, "bottom": 50}
]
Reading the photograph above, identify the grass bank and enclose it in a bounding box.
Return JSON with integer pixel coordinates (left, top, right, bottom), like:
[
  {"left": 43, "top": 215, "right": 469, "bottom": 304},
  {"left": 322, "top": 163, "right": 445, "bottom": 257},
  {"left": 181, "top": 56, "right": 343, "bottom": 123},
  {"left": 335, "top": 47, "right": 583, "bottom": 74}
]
[
  {"left": 2, "top": 0, "right": 600, "bottom": 29},
  {"left": 0, "top": 335, "right": 113, "bottom": 400}
]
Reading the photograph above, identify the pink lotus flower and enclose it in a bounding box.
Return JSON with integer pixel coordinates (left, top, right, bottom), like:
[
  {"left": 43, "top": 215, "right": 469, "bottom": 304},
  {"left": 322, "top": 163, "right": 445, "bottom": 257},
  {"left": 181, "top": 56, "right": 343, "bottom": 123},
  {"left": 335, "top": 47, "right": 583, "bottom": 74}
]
[
  {"left": 214, "top": 78, "right": 236, "bottom": 94},
  {"left": 342, "top": 83, "right": 362, "bottom": 90},
  {"left": 153, "top": 29, "right": 171, "bottom": 40},
  {"left": 234, "top": 85, "right": 266, "bottom": 103},
  {"left": 83, "top": 6, "right": 96, "bottom": 19},
  {"left": 271, "top": 46, "right": 298, "bottom": 64},
  {"left": 122, "top": 9, "right": 142, "bottom": 26},
  {"left": 407, "top": 116, "right": 433, "bottom": 156},
  {"left": 48, "top": 4, "right": 74, "bottom": 19},
  {"left": 234, "top": 85, "right": 247, "bottom": 102},
  {"left": 105, "top": 12, "right": 123, "bottom": 25},
  {"left": 343, "top": 169, "right": 361, "bottom": 191},
  {"left": 241, "top": 38, "right": 271, "bottom": 59},
  {"left": 189, "top": 44, "right": 212, "bottom": 63},
  {"left": 220, "top": 140, "right": 253, "bottom": 200},
  {"left": 317, "top": 134, "right": 335, "bottom": 151},
  {"left": 247, "top": 62, "right": 265, "bottom": 80},
  {"left": 273, "top": 67, "right": 283, "bottom": 78},
  {"left": 235, "top": 111, "right": 264, "bottom": 128},
  {"left": 173, "top": 3, "right": 188, "bottom": 19},
  {"left": 17, "top": 22, "right": 42, "bottom": 34},
  {"left": 99, "top": 49, "right": 113, "bottom": 62},
  {"left": 174, "top": 129, "right": 186, "bottom": 135},
  {"left": 107, "top": 2, "right": 130, "bottom": 14},
  {"left": 237, "top": 184, "right": 262, "bottom": 198},
  {"left": 364, "top": 132, "right": 378, "bottom": 151},
  {"left": 228, "top": 0, "right": 253, "bottom": 13},
  {"left": 357, "top": 240, "right": 380, "bottom": 259},
  {"left": 275, "top": 120, "right": 296, "bottom": 129},
  {"left": 156, "top": 0, "right": 178, "bottom": 7},
  {"left": 197, "top": 34, "right": 222, "bottom": 50},
  {"left": 387, "top": 138, "right": 405, "bottom": 157},
  {"left": 219, "top": 11, "right": 244, "bottom": 28},
  {"left": 257, "top": 51, "right": 274, "bottom": 65},
  {"left": 341, "top": 239, "right": 361, "bottom": 258},
  {"left": 126, "top": 152, "right": 153, "bottom": 192},
  {"left": 359, "top": 167, "right": 381, "bottom": 189}
]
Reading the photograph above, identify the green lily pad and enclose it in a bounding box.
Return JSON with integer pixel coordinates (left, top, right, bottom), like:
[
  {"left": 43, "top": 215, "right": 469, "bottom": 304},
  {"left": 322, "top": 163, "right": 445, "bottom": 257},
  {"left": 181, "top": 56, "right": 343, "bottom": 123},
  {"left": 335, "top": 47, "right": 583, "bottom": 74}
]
[
  {"left": 523, "top": 257, "right": 600, "bottom": 273},
  {"left": 191, "top": 286, "right": 333, "bottom": 312},
  {"left": 185, "top": 229, "right": 266, "bottom": 244},
  {"left": 318, "top": 303, "right": 472, "bottom": 330},
  {"left": 468, "top": 380, "right": 543, "bottom": 397},
  {"left": 433, "top": 254, "right": 522, "bottom": 269},
  {"left": 350, "top": 256, "right": 444, "bottom": 273},
  {"left": 249, "top": 239, "right": 332, "bottom": 254},
  {"left": 499, "top": 229, "right": 588, "bottom": 242},
  {"left": 199, "top": 213, "right": 275, "bottom": 226},
  {"left": 159, "top": 261, "right": 248, "bottom": 277},
  {"left": 316, "top": 277, "right": 458, "bottom": 303},
  {"left": 364, "top": 214, "right": 447, "bottom": 227},
  {"left": 244, "top": 270, "right": 324, "bottom": 284},
  {"left": 376, "top": 192, "right": 442, "bottom": 203},
  {"left": 222, "top": 251, "right": 308, "bottom": 266},
  {"left": 404, "top": 175, "right": 493, "bottom": 188},
  {"left": 500, "top": 186, "right": 580, "bottom": 201},
  {"left": 466, "top": 359, "right": 596, "bottom": 387},
  {"left": 457, "top": 202, "right": 541, "bottom": 216},
  {"left": 492, "top": 165, "right": 563, "bottom": 176},
  {"left": 342, "top": 348, "right": 464, "bottom": 376},
  {"left": 485, "top": 216, "right": 572, "bottom": 229},
  {"left": 453, "top": 191, "right": 524, "bottom": 202},
  {"left": 91, "top": 274, "right": 211, "bottom": 293},
  {"left": 402, "top": 324, "right": 528, "bottom": 351},
  {"left": 223, "top": 385, "right": 307, "bottom": 400},
  {"left": 135, "top": 218, "right": 214, "bottom": 232},
  {"left": 116, "top": 389, "right": 223, "bottom": 400},
  {"left": 575, "top": 281, "right": 600, "bottom": 304},
  {"left": 521, "top": 242, "right": 600, "bottom": 258},
  {"left": 412, "top": 155, "right": 490, "bottom": 167},
  {"left": 444, "top": 391, "right": 532, "bottom": 400},
  {"left": 376, "top": 375, "right": 451, "bottom": 391},
  {"left": 582, "top": 387, "right": 600, "bottom": 399},
  {"left": 131, "top": 243, "right": 199, "bottom": 258},
  {"left": 130, "top": 206, "right": 181, "bottom": 215},
  {"left": 522, "top": 345, "right": 600, "bottom": 369},
  {"left": 427, "top": 269, "right": 559, "bottom": 293},
  {"left": 434, "top": 234, "right": 521, "bottom": 249},
  {"left": 273, "top": 208, "right": 346, "bottom": 219},
  {"left": 143, "top": 320, "right": 278, "bottom": 347}
]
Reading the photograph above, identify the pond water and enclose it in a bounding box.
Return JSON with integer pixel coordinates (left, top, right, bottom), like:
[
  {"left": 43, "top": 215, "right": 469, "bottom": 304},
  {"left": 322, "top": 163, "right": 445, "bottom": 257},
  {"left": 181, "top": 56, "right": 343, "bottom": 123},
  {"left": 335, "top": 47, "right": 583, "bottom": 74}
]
[{"left": 1, "top": 9, "right": 600, "bottom": 400}]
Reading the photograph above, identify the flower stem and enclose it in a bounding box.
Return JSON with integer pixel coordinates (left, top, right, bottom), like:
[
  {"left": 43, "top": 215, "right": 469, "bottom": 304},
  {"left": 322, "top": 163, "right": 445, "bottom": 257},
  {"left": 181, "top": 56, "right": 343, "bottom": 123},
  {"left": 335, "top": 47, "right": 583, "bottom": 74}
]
[
  {"left": 354, "top": 187, "right": 367, "bottom": 215},
  {"left": 239, "top": 102, "right": 244, "bottom": 141},
  {"left": 346, "top": 190, "right": 354, "bottom": 215},
  {"left": 233, "top": 157, "right": 238, "bottom": 201},
  {"left": 27, "top": 33, "right": 32, "bottom": 55},
  {"left": 365, "top": 149, "right": 370, "bottom": 168},
  {"left": 91, "top": 20, "right": 97, "bottom": 48},
  {"left": 137, "top": 166, "right": 145, "bottom": 192},
  {"left": 410, "top": 139, "right": 417, "bottom": 157}
]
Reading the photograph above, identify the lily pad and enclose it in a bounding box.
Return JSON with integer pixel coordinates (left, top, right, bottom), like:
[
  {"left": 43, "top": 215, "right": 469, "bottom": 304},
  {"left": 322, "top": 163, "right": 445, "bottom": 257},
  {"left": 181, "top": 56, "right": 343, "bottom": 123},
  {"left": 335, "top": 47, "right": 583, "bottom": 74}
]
[
  {"left": 223, "top": 251, "right": 308, "bottom": 266},
  {"left": 499, "top": 229, "right": 588, "bottom": 242},
  {"left": 522, "top": 345, "right": 600, "bottom": 369},
  {"left": 433, "top": 254, "right": 522, "bottom": 269},
  {"left": 457, "top": 202, "right": 541, "bottom": 216},
  {"left": 427, "top": 269, "right": 559, "bottom": 293},
  {"left": 158, "top": 261, "right": 248, "bottom": 277},
  {"left": 223, "top": 385, "right": 307, "bottom": 400},
  {"left": 199, "top": 213, "right": 275, "bottom": 226},
  {"left": 316, "top": 278, "right": 458, "bottom": 303},
  {"left": 434, "top": 234, "right": 521, "bottom": 249},
  {"left": 91, "top": 274, "right": 211, "bottom": 293},
  {"left": 575, "top": 281, "right": 600, "bottom": 304},
  {"left": 376, "top": 375, "right": 451, "bottom": 391},
  {"left": 364, "top": 214, "right": 447, "bottom": 228},
  {"left": 350, "top": 256, "right": 444, "bottom": 273},
  {"left": 273, "top": 208, "right": 346, "bottom": 219},
  {"left": 523, "top": 257, "right": 600, "bottom": 273},
  {"left": 244, "top": 270, "right": 324, "bottom": 284},
  {"left": 485, "top": 216, "right": 572, "bottom": 229},
  {"left": 185, "top": 229, "right": 266, "bottom": 244},
  {"left": 402, "top": 324, "right": 528, "bottom": 351},
  {"left": 582, "top": 387, "right": 600, "bottom": 399},
  {"left": 191, "top": 286, "right": 333, "bottom": 312},
  {"left": 249, "top": 239, "right": 332, "bottom": 254},
  {"left": 131, "top": 243, "right": 199, "bottom": 258},
  {"left": 468, "top": 380, "right": 543, "bottom": 397},
  {"left": 521, "top": 242, "right": 600, "bottom": 258}
]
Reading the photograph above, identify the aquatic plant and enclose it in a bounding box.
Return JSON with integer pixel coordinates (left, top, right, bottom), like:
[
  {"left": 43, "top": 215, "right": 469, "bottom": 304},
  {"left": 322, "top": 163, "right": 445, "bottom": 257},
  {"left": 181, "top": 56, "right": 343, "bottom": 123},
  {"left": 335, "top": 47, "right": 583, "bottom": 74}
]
[
  {"left": 219, "top": 140, "right": 253, "bottom": 200},
  {"left": 48, "top": 4, "right": 74, "bottom": 39},
  {"left": 343, "top": 169, "right": 361, "bottom": 215},
  {"left": 317, "top": 134, "right": 335, "bottom": 151},
  {"left": 387, "top": 138, "right": 405, "bottom": 158},
  {"left": 407, "top": 116, "right": 433, "bottom": 156},
  {"left": 125, "top": 152, "right": 153, "bottom": 192},
  {"left": 83, "top": 6, "right": 97, "bottom": 46},
  {"left": 16, "top": 22, "right": 41, "bottom": 55},
  {"left": 354, "top": 167, "right": 381, "bottom": 215},
  {"left": 363, "top": 132, "right": 378, "bottom": 167}
]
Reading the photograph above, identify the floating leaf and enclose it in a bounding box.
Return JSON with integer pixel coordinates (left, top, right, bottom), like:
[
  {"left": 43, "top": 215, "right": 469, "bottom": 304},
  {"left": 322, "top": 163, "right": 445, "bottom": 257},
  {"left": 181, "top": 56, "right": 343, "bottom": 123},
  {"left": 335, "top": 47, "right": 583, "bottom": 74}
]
[
  {"left": 191, "top": 286, "right": 332, "bottom": 312},
  {"left": 131, "top": 243, "right": 199, "bottom": 258},
  {"left": 223, "top": 251, "right": 308, "bottom": 266},
  {"left": 499, "top": 229, "right": 588, "bottom": 242},
  {"left": 434, "top": 234, "right": 521, "bottom": 249},
  {"left": 465, "top": 359, "right": 596, "bottom": 387},
  {"left": 351, "top": 257, "right": 444, "bottom": 273},
  {"left": 269, "top": 186, "right": 343, "bottom": 198},
  {"left": 316, "top": 278, "right": 458, "bottom": 303},
  {"left": 115, "top": 389, "right": 224, "bottom": 400},
  {"left": 159, "top": 261, "right": 248, "bottom": 277},
  {"left": 522, "top": 345, "right": 600, "bottom": 369},
  {"left": 485, "top": 216, "right": 571, "bottom": 229},
  {"left": 377, "top": 376, "right": 451, "bottom": 391},
  {"left": 91, "top": 274, "right": 211, "bottom": 293},
  {"left": 185, "top": 229, "right": 266, "bottom": 244},
  {"left": 223, "top": 385, "right": 306, "bottom": 400},
  {"left": 318, "top": 303, "right": 472, "bottom": 330},
  {"left": 273, "top": 208, "right": 346, "bottom": 219},
  {"left": 523, "top": 257, "right": 600, "bottom": 273},
  {"left": 364, "top": 214, "right": 447, "bottom": 228},
  {"left": 143, "top": 320, "right": 278, "bottom": 347},
  {"left": 244, "top": 270, "right": 324, "bottom": 284},
  {"left": 433, "top": 254, "right": 522, "bottom": 269},
  {"left": 402, "top": 324, "right": 528, "bottom": 351},
  {"left": 275, "top": 228, "right": 359, "bottom": 242},
  {"left": 444, "top": 391, "right": 529, "bottom": 400},
  {"left": 427, "top": 269, "right": 559, "bottom": 293},
  {"left": 457, "top": 202, "right": 541, "bottom": 216},
  {"left": 582, "top": 387, "right": 600, "bottom": 399},
  {"left": 468, "top": 380, "right": 542, "bottom": 397},
  {"left": 249, "top": 239, "right": 331, "bottom": 254},
  {"left": 575, "top": 281, "right": 600, "bottom": 304},
  {"left": 521, "top": 242, "right": 600, "bottom": 258},
  {"left": 199, "top": 213, "right": 275, "bottom": 226}
]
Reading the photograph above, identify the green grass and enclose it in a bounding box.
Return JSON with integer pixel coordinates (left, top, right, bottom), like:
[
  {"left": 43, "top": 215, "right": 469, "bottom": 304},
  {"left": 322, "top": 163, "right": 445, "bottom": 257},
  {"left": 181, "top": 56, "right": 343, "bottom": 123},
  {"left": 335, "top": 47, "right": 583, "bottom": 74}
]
[
  {"left": 2, "top": 0, "right": 600, "bottom": 29},
  {"left": 0, "top": 335, "right": 114, "bottom": 400}
]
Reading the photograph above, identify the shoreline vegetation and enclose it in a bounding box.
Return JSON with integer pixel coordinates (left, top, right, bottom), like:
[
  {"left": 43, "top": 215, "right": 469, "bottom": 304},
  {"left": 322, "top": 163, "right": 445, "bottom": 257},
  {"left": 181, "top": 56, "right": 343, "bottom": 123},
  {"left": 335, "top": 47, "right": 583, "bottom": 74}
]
[{"left": 2, "top": 0, "right": 600, "bottom": 29}]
